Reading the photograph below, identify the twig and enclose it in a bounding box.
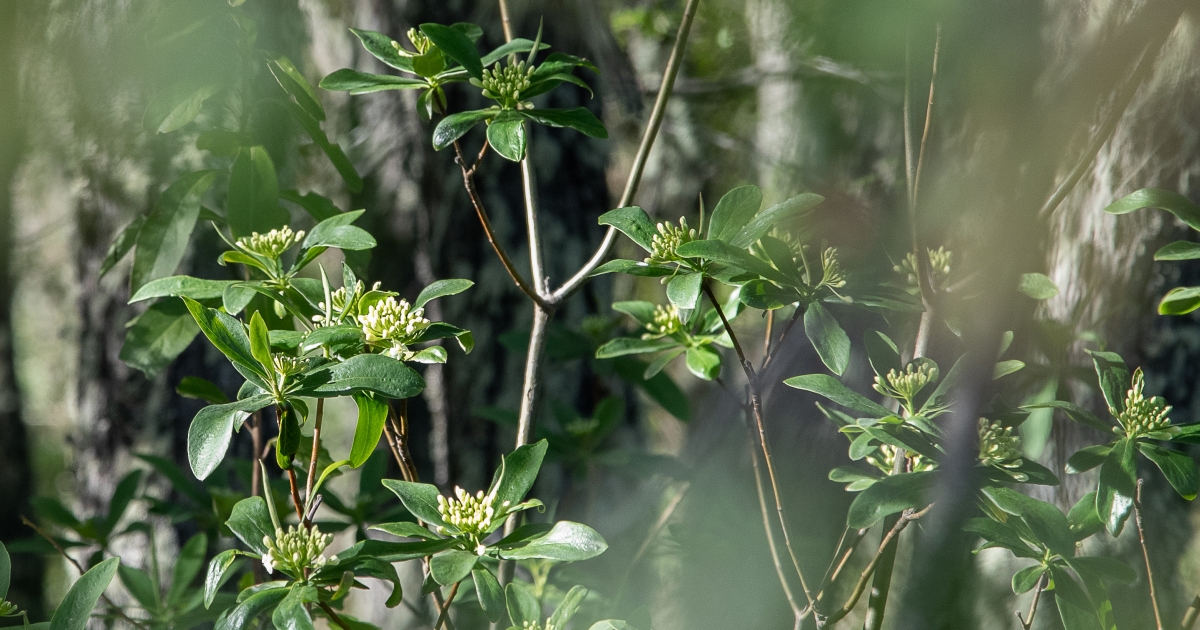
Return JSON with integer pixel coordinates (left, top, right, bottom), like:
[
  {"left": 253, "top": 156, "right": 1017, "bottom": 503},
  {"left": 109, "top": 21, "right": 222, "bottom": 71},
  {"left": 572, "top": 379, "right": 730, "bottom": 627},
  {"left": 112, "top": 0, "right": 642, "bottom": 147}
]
[
  {"left": 304, "top": 399, "right": 325, "bottom": 511},
  {"left": 1016, "top": 574, "right": 1046, "bottom": 630},
  {"left": 320, "top": 602, "right": 355, "bottom": 630},
  {"left": 763, "top": 309, "right": 775, "bottom": 358},
  {"left": 521, "top": 152, "right": 547, "bottom": 297},
  {"left": 704, "top": 283, "right": 813, "bottom": 606},
  {"left": 286, "top": 468, "right": 305, "bottom": 521},
  {"left": 551, "top": 0, "right": 702, "bottom": 301},
  {"left": 910, "top": 23, "right": 940, "bottom": 214},
  {"left": 750, "top": 437, "right": 806, "bottom": 628},
  {"left": 497, "top": 0, "right": 513, "bottom": 42},
  {"left": 250, "top": 411, "right": 263, "bottom": 498},
  {"left": 1135, "top": 479, "right": 1164, "bottom": 630},
  {"left": 434, "top": 581, "right": 462, "bottom": 630},
  {"left": 811, "top": 526, "right": 869, "bottom": 610},
  {"left": 760, "top": 307, "right": 802, "bottom": 373},
  {"left": 815, "top": 505, "right": 933, "bottom": 627}
]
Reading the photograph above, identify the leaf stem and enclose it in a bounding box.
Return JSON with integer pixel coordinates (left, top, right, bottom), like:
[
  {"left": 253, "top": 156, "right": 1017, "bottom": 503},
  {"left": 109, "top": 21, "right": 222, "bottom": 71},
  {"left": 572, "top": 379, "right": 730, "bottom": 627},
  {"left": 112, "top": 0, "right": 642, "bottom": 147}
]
[
  {"left": 1016, "top": 574, "right": 1046, "bottom": 630},
  {"left": 304, "top": 398, "right": 325, "bottom": 521},
  {"left": 319, "top": 602, "right": 354, "bottom": 630},
  {"left": 1135, "top": 479, "right": 1164, "bottom": 630}
]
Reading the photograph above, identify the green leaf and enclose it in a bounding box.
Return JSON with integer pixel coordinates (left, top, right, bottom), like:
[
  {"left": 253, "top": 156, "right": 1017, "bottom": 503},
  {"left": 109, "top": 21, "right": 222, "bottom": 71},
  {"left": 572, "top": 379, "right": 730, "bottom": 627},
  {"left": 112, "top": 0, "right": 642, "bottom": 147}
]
[
  {"left": 1097, "top": 439, "right": 1136, "bottom": 535},
  {"left": 1048, "top": 566, "right": 1102, "bottom": 630},
  {"left": 738, "top": 279, "right": 796, "bottom": 310},
  {"left": 1067, "top": 492, "right": 1104, "bottom": 541},
  {"left": 226, "top": 497, "right": 274, "bottom": 555},
  {"left": 489, "top": 440, "right": 548, "bottom": 510},
  {"left": 963, "top": 518, "right": 1039, "bottom": 558},
  {"left": 1018, "top": 273, "right": 1059, "bottom": 299},
  {"left": 178, "top": 376, "right": 230, "bottom": 405},
  {"left": 473, "top": 568, "right": 505, "bottom": 623},
  {"left": 99, "top": 216, "right": 144, "bottom": 278},
  {"left": 598, "top": 207, "right": 655, "bottom": 252},
  {"left": 248, "top": 311, "right": 273, "bottom": 374},
  {"left": 304, "top": 354, "right": 425, "bottom": 399},
  {"left": 783, "top": 374, "right": 892, "bottom": 418},
  {"left": 846, "top": 471, "right": 933, "bottom": 529},
  {"left": 1158, "top": 286, "right": 1200, "bottom": 315},
  {"left": 118, "top": 564, "right": 159, "bottom": 611},
  {"left": 188, "top": 396, "right": 271, "bottom": 480},
  {"left": 590, "top": 258, "right": 674, "bottom": 277},
  {"left": 49, "top": 558, "right": 119, "bottom": 630},
  {"left": 369, "top": 522, "right": 438, "bottom": 540},
  {"left": 481, "top": 38, "right": 547, "bottom": 65},
  {"left": 182, "top": 297, "right": 263, "bottom": 377},
  {"left": 596, "top": 337, "right": 678, "bottom": 359},
  {"left": 280, "top": 190, "right": 342, "bottom": 222},
  {"left": 130, "top": 276, "right": 237, "bottom": 303},
  {"left": 204, "top": 549, "right": 242, "bottom": 609},
  {"left": 381, "top": 480, "right": 448, "bottom": 527},
  {"left": 121, "top": 299, "right": 201, "bottom": 377},
  {"left": 347, "top": 29, "right": 416, "bottom": 73},
  {"left": 1066, "top": 556, "right": 1136, "bottom": 586},
  {"left": 430, "top": 550, "right": 477, "bottom": 585},
  {"left": 685, "top": 345, "right": 721, "bottom": 380},
  {"left": 169, "top": 532, "right": 208, "bottom": 604},
  {"left": 0, "top": 540, "right": 9, "bottom": 600},
  {"left": 666, "top": 272, "right": 703, "bottom": 310},
  {"left": 272, "top": 585, "right": 317, "bottom": 630},
  {"left": 674, "top": 240, "right": 794, "bottom": 287},
  {"left": 1066, "top": 444, "right": 1113, "bottom": 474},
  {"left": 548, "top": 585, "right": 588, "bottom": 628},
  {"left": 1138, "top": 442, "right": 1199, "bottom": 499},
  {"left": 1104, "top": 188, "right": 1200, "bottom": 231},
  {"left": 349, "top": 393, "right": 388, "bottom": 468},
  {"left": 432, "top": 109, "right": 494, "bottom": 150},
  {"left": 729, "top": 193, "right": 824, "bottom": 249},
  {"left": 520, "top": 107, "right": 607, "bottom": 139},
  {"left": 227, "top": 146, "right": 287, "bottom": 238},
  {"left": 499, "top": 521, "right": 608, "bottom": 561},
  {"left": 864, "top": 330, "right": 902, "bottom": 378},
  {"left": 132, "top": 171, "right": 217, "bottom": 291},
  {"left": 269, "top": 56, "right": 324, "bottom": 122},
  {"left": 1154, "top": 240, "right": 1200, "bottom": 261},
  {"left": 487, "top": 111, "right": 527, "bottom": 161},
  {"left": 589, "top": 622, "right": 637, "bottom": 630},
  {"left": 144, "top": 84, "right": 220, "bottom": 134},
  {"left": 276, "top": 402, "right": 301, "bottom": 468},
  {"left": 994, "top": 359, "right": 1026, "bottom": 379},
  {"left": 1023, "top": 401, "right": 1111, "bottom": 433},
  {"left": 415, "top": 279, "right": 474, "bottom": 309},
  {"left": 420, "top": 23, "right": 483, "bottom": 79},
  {"left": 506, "top": 582, "right": 539, "bottom": 627},
  {"left": 282, "top": 101, "right": 363, "bottom": 194},
  {"left": 215, "top": 586, "right": 288, "bottom": 630},
  {"left": 706, "top": 185, "right": 762, "bottom": 243},
  {"left": 1086, "top": 350, "right": 1129, "bottom": 415},
  {"left": 804, "top": 302, "right": 850, "bottom": 375},
  {"left": 1012, "top": 565, "right": 1045, "bottom": 594},
  {"left": 982, "top": 487, "right": 1074, "bottom": 555}
]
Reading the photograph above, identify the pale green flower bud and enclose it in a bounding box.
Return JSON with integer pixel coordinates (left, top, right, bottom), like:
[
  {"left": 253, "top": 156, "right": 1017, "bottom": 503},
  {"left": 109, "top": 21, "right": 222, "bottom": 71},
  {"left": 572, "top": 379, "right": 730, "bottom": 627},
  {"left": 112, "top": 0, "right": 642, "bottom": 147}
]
[
  {"left": 0, "top": 601, "right": 19, "bottom": 617},
  {"left": 360, "top": 296, "right": 431, "bottom": 356},
  {"left": 866, "top": 443, "right": 935, "bottom": 475},
  {"left": 645, "top": 217, "right": 697, "bottom": 265},
  {"left": 261, "top": 524, "right": 335, "bottom": 576},
  {"left": 977, "top": 418, "right": 1024, "bottom": 474},
  {"left": 1116, "top": 368, "right": 1172, "bottom": 438},
  {"left": 478, "top": 59, "right": 536, "bottom": 106},
  {"left": 820, "top": 247, "right": 847, "bottom": 288},
  {"left": 644, "top": 304, "right": 683, "bottom": 337},
  {"left": 236, "top": 226, "right": 305, "bottom": 260},
  {"left": 873, "top": 362, "right": 939, "bottom": 405}
]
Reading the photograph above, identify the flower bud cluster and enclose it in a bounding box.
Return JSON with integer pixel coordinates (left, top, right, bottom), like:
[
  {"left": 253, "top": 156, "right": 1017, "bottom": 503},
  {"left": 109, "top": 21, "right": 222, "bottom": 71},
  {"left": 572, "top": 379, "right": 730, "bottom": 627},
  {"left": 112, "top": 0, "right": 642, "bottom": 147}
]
[
  {"left": 645, "top": 304, "right": 683, "bottom": 337},
  {"left": 312, "top": 281, "right": 367, "bottom": 327},
  {"left": 1116, "top": 368, "right": 1172, "bottom": 438},
  {"left": 401, "top": 28, "right": 432, "bottom": 55},
  {"left": 261, "top": 524, "right": 335, "bottom": 576},
  {"left": 0, "top": 601, "right": 18, "bottom": 617},
  {"left": 237, "top": 226, "right": 304, "bottom": 260},
  {"left": 271, "top": 354, "right": 309, "bottom": 377},
  {"left": 361, "top": 297, "right": 430, "bottom": 346},
  {"left": 478, "top": 60, "right": 535, "bottom": 106},
  {"left": 820, "top": 247, "right": 847, "bottom": 288},
  {"left": 895, "top": 247, "right": 952, "bottom": 290},
  {"left": 867, "top": 443, "right": 934, "bottom": 475},
  {"left": 977, "top": 419, "right": 1023, "bottom": 468},
  {"left": 520, "top": 622, "right": 556, "bottom": 630},
  {"left": 645, "top": 217, "right": 697, "bottom": 265},
  {"left": 436, "top": 486, "right": 512, "bottom": 553},
  {"left": 873, "top": 362, "right": 938, "bottom": 406}
]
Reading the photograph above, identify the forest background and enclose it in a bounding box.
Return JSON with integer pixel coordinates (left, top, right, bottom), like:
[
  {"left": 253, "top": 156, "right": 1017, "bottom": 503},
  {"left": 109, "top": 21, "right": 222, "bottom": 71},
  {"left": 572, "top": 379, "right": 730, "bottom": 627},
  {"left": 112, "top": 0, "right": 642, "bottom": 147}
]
[{"left": 2, "top": 0, "right": 1200, "bottom": 628}]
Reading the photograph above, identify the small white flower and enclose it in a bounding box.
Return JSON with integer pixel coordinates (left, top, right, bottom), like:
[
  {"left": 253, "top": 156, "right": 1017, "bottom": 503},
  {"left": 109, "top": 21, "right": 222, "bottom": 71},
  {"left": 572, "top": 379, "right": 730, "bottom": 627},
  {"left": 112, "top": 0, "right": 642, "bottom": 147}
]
[{"left": 261, "top": 552, "right": 275, "bottom": 575}]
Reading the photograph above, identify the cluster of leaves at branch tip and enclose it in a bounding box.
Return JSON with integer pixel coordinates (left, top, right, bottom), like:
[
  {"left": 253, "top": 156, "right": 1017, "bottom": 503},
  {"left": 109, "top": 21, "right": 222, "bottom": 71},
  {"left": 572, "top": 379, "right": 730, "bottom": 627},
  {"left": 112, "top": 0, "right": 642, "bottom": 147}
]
[
  {"left": 1114, "top": 368, "right": 1172, "bottom": 439},
  {"left": 437, "top": 486, "right": 509, "bottom": 554},
  {"left": 261, "top": 524, "right": 336, "bottom": 577},
  {"left": 978, "top": 419, "right": 1027, "bottom": 481}
]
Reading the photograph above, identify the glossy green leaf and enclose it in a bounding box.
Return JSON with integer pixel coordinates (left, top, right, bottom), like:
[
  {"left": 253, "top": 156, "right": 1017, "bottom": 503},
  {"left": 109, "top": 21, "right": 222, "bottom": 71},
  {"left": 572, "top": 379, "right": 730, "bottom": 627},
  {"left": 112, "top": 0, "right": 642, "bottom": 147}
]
[
  {"left": 304, "top": 354, "right": 425, "bottom": 399},
  {"left": 1023, "top": 401, "right": 1111, "bottom": 433},
  {"left": 269, "top": 56, "right": 324, "bottom": 122},
  {"left": 864, "top": 330, "right": 902, "bottom": 378},
  {"left": 598, "top": 207, "right": 655, "bottom": 252},
  {"left": 738, "top": 279, "right": 796, "bottom": 310},
  {"left": 1154, "top": 240, "right": 1200, "bottom": 261},
  {"left": 783, "top": 374, "right": 892, "bottom": 418},
  {"left": 347, "top": 29, "right": 416, "bottom": 73},
  {"left": 49, "top": 558, "right": 119, "bottom": 630},
  {"left": 430, "top": 550, "right": 477, "bottom": 585},
  {"left": 381, "top": 480, "right": 448, "bottom": 527},
  {"left": 1104, "top": 187, "right": 1200, "bottom": 231},
  {"left": 1048, "top": 566, "right": 1102, "bottom": 630},
  {"left": 595, "top": 337, "right": 677, "bottom": 359},
  {"left": 963, "top": 518, "right": 1039, "bottom": 558},
  {"left": 1067, "top": 492, "right": 1104, "bottom": 541},
  {"left": 177, "top": 376, "right": 229, "bottom": 405},
  {"left": 506, "top": 582, "right": 539, "bottom": 627},
  {"left": 1097, "top": 439, "right": 1136, "bottom": 535},
  {"left": 272, "top": 585, "right": 317, "bottom": 630},
  {"left": 706, "top": 185, "right": 762, "bottom": 243},
  {"left": 674, "top": 240, "right": 794, "bottom": 287},
  {"left": 685, "top": 345, "right": 721, "bottom": 380},
  {"left": 415, "top": 279, "right": 474, "bottom": 309},
  {"left": 1066, "top": 444, "right": 1113, "bottom": 474},
  {"left": 118, "top": 564, "right": 158, "bottom": 611},
  {"left": 420, "top": 23, "right": 482, "bottom": 78},
  {"left": 804, "top": 302, "right": 849, "bottom": 375},
  {"left": 473, "top": 568, "right": 505, "bottom": 622},
  {"left": 0, "top": 540, "right": 9, "bottom": 600},
  {"left": 666, "top": 272, "right": 702, "bottom": 310},
  {"left": 481, "top": 38, "right": 547, "bottom": 66},
  {"left": 248, "top": 311, "right": 273, "bottom": 374},
  {"left": 728, "top": 193, "right": 824, "bottom": 249},
  {"left": 520, "top": 107, "right": 607, "bottom": 139},
  {"left": 188, "top": 397, "right": 270, "bottom": 480},
  {"left": 432, "top": 109, "right": 494, "bottom": 150},
  {"left": 490, "top": 440, "right": 548, "bottom": 510},
  {"left": 1138, "top": 442, "right": 1199, "bottom": 499},
  {"left": 276, "top": 403, "right": 301, "bottom": 468},
  {"left": 349, "top": 393, "right": 388, "bottom": 468},
  {"left": 227, "top": 146, "right": 287, "bottom": 238},
  {"left": 132, "top": 171, "right": 217, "bottom": 291},
  {"left": 487, "top": 111, "right": 527, "bottom": 161},
  {"left": 548, "top": 585, "right": 588, "bottom": 628},
  {"left": 98, "top": 216, "right": 144, "bottom": 278},
  {"left": 499, "top": 521, "right": 608, "bottom": 561},
  {"left": 1086, "top": 350, "right": 1129, "bottom": 415},
  {"left": 994, "top": 359, "right": 1026, "bottom": 379},
  {"left": 846, "top": 471, "right": 933, "bottom": 529},
  {"left": 204, "top": 549, "right": 242, "bottom": 609},
  {"left": 1158, "top": 286, "right": 1200, "bottom": 315},
  {"left": 369, "top": 521, "right": 438, "bottom": 540},
  {"left": 1011, "top": 564, "right": 1045, "bottom": 594},
  {"left": 1018, "top": 273, "right": 1059, "bottom": 299},
  {"left": 226, "top": 497, "right": 274, "bottom": 555},
  {"left": 121, "top": 299, "right": 201, "bottom": 377},
  {"left": 215, "top": 586, "right": 288, "bottom": 630},
  {"left": 130, "top": 276, "right": 237, "bottom": 303},
  {"left": 982, "top": 486, "right": 1074, "bottom": 555},
  {"left": 590, "top": 258, "right": 673, "bottom": 277}
]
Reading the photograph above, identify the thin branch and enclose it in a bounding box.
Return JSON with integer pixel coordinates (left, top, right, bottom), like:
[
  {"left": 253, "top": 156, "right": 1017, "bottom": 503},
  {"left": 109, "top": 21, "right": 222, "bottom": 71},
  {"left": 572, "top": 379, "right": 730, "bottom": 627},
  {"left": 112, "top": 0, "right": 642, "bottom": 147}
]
[
  {"left": 497, "top": 0, "right": 514, "bottom": 42},
  {"left": 815, "top": 505, "right": 933, "bottom": 627},
  {"left": 910, "top": 23, "right": 940, "bottom": 214},
  {"left": 250, "top": 411, "right": 263, "bottom": 498},
  {"left": 551, "top": 0, "right": 702, "bottom": 301},
  {"left": 304, "top": 399, "right": 325, "bottom": 513},
  {"left": 812, "top": 526, "right": 869, "bottom": 609},
  {"left": 750, "top": 437, "right": 806, "bottom": 627},
  {"left": 434, "top": 581, "right": 462, "bottom": 630},
  {"left": 761, "top": 306, "right": 802, "bottom": 373},
  {"left": 763, "top": 309, "right": 775, "bottom": 358},
  {"left": 285, "top": 468, "right": 305, "bottom": 521},
  {"left": 521, "top": 152, "right": 547, "bottom": 297},
  {"left": 1135, "top": 479, "right": 1164, "bottom": 630},
  {"left": 320, "top": 602, "right": 355, "bottom": 630},
  {"left": 1016, "top": 574, "right": 1046, "bottom": 630}
]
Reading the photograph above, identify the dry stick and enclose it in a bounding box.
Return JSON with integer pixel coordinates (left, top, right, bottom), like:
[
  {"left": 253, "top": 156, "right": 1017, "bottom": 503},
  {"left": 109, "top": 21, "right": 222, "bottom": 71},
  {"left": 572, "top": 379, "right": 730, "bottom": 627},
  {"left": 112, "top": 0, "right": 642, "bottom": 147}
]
[
  {"left": 1135, "top": 480, "right": 1165, "bottom": 630},
  {"left": 816, "top": 505, "right": 933, "bottom": 627},
  {"left": 304, "top": 399, "right": 325, "bottom": 509},
  {"left": 434, "top": 581, "right": 462, "bottom": 630},
  {"left": 704, "top": 282, "right": 813, "bottom": 606},
  {"left": 1181, "top": 595, "right": 1200, "bottom": 630},
  {"left": 21, "top": 515, "right": 151, "bottom": 630},
  {"left": 1016, "top": 574, "right": 1046, "bottom": 630}
]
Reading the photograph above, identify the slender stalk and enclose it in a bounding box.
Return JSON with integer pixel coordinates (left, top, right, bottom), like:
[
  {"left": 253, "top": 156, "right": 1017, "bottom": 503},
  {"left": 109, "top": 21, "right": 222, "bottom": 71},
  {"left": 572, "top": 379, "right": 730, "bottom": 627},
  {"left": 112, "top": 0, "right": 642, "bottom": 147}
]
[
  {"left": 1135, "top": 480, "right": 1164, "bottom": 630},
  {"left": 285, "top": 468, "right": 304, "bottom": 521},
  {"left": 435, "top": 581, "right": 462, "bottom": 630},
  {"left": 750, "top": 437, "right": 805, "bottom": 629},
  {"left": 763, "top": 309, "right": 775, "bottom": 357},
  {"left": 305, "top": 399, "right": 325, "bottom": 506},
  {"left": 250, "top": 412, "right": 263, "bottom": 497},
  {"left": 909, "top": 23, "right": 940, "bottom": 214},
  {"left": 320, "top": 602, "right": 355, "bottom": 630},
  {"left": 521, "top": 152, "right": 547, "bottom": 297},
  {"left": 812, "top": 527, "right": 869, "bottom": 611},
  {"left": 1016, "top": 575, "right": 1046, "bottom": 630},
  {"left": 497, "top": 0, "right": 514, "bottom": 42},
  {"left": 816, "top": 505, "right": 933, "bottom": 628},
  {"left": 1181, "top": 595, "right": 1200, "bottom": 630},
  {"left": 551, "top": 0, "right": 702, "bottom": 301},
  {"left": 704, "top": 283, "right": 812, "bottom": 605}
]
